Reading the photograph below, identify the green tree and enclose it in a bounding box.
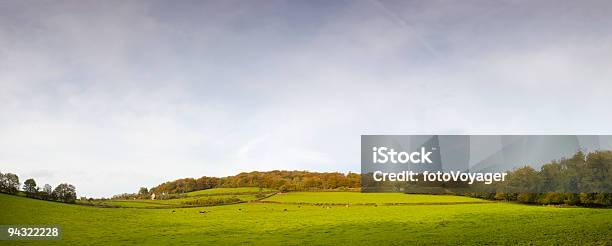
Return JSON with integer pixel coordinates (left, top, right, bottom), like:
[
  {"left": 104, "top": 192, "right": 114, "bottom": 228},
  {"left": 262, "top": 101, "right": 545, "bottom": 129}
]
[
  {"left": 562, "top": 151, "right": 586, "bottom": 193},
  {"left": 138, "top": 187, "right": 149, "bottom": 199},
  {"left": 501, "top": 166, "right": 542, "bottom": 193},
  {"left": 23, "top": 178, "right": 38, "bottom": 197},
  {"left": 3, "top": 173, "right": 20, "bottom": 194},
  {"left": 0, "top": 172, "right": 5, "bottom": 192},
  {"left": 53, "top": 183, "right": 77, "bottom": 203},
  {"left": 581, "top": 151, "right": 612, "bottom": 192},
  {"left": 540, "top": 162, "right": 562, "bottom": 192},
  {"left": 41, "top": 184, "right": 53, "bottom": 200}
]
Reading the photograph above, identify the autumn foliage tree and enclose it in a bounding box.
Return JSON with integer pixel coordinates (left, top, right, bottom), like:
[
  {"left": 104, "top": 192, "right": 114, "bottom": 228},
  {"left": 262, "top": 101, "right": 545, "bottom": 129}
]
[{"left": 151, "top": 171, "right": 361, "bottom": 195}]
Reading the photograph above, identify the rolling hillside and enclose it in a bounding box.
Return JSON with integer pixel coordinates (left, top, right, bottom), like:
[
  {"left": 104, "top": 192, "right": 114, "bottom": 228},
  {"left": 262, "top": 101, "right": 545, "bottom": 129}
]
[{"left": 1, "top": 192, "right": 611, "bottom": 245}]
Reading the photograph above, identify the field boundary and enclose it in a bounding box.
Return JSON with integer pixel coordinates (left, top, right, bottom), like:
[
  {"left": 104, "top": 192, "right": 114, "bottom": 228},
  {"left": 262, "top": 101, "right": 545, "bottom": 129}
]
[{"left": 81, "top": 191, "right": 281, "bottom": 209}]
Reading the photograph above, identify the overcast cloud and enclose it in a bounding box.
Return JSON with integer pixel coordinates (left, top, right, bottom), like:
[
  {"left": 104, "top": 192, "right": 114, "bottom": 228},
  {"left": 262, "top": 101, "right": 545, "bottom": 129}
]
[{"left": 1, "top": 0, "right": 612, "bottom": 197}]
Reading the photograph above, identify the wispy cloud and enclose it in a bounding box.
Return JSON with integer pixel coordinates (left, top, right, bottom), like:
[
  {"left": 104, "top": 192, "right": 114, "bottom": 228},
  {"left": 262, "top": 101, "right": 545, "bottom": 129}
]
[{"left": 1, "top": 0, "right": 611, "bottom": 197}]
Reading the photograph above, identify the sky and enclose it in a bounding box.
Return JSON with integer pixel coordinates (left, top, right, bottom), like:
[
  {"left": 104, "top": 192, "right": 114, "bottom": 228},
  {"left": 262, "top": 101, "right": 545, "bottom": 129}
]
[{"left": 1, "top": 0, "right": 612, "bottom": 197}]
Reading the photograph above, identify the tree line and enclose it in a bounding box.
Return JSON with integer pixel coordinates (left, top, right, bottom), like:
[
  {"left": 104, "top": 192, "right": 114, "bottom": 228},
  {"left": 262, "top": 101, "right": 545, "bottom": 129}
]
[
  {"left": 147, "top": 170, "right": 361, "bottom": 197},
  {"left": 111, "top": 187, "right": 151, "bottom": 200},
  {"left": 466, "top": 150, "right": 612, "bottom": 207},
  {"left": 0, "top": 171, "right": 77, "bottom": 203}
]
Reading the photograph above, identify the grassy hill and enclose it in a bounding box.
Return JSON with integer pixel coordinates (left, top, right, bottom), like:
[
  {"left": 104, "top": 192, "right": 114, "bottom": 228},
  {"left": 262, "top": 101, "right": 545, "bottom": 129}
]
[{"left": 1, "top": 192, "right": 611, "bottom": 245}]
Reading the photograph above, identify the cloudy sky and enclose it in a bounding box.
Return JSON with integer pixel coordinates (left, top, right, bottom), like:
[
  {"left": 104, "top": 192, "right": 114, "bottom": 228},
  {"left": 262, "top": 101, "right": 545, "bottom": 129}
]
[{"left": 1, "top": 0, "right": 611, "bottom": 197}]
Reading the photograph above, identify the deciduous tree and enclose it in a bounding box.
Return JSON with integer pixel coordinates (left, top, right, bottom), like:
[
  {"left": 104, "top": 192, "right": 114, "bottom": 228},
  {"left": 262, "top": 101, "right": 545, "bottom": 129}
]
[
  {"left": 53, "top": 183, "right": 77, "bottom": 203},
  {"left": 23, "top": 178, "right": 38, "bottom": 197}
]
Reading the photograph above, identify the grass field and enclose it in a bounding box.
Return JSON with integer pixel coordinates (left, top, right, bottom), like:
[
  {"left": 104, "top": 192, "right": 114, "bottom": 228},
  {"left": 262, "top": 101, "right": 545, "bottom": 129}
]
[
  {"left": 263, "top": 192, "right": 489, "bottom": 205},
  {"left": 81, "top": 187, "right": 276, "bottom": 208},
  {"left": 1, "top": 192, "right": 611, "bottom": 245},
  {"left": 82, "top": 195, "right": 257, "bottom": 208},
  {"left": 87, "top": 194, "right": 262, "bottom": 208}
]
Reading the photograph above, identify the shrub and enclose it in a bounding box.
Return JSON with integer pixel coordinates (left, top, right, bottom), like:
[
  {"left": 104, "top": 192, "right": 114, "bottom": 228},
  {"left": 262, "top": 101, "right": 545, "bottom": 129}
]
[
  {"left": 563, "top": 193, "right": 580, "bottom": 206},
  {"left": 538, "top": 192, "right": 563, "bottom": 205},
  {"left": 494, "top": 192, "right": 505, "bottom": 200},
  {"left": 181, "top": 197, "right": 241, "bottom": 206},
  {"left": 594, "top": 193, "right": 612, "bottom": 206},
  {"left": 517, "top": 193, "right": 538, "bottom": 203},
  {"left": 579, "top": 193, "right": 596, "bottom": 206}
]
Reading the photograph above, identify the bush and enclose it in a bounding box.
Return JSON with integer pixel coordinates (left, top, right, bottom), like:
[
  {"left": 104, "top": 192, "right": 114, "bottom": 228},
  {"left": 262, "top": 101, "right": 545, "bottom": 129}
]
[
  {"left": 494, "top": 192, "right": 505, "bottom": 200},
  {"left": 181, "top": 197, "right": 241, "bottom": 206},
  {"left": 517, "top": 193, "right": 538, "bottom": 203},
  {"left": 579, "top": 193, "right": 596, "bottom": 206},
  {"left": 594, "top": 193, "right": 612, "bottom": 206},
  {"left": 278, "top": 185, "right": 288, "bottom": 193},
  {"left": 538, "top": 192, "right": 563, "bottom": 205},
  {"left": 563, "top": 193, "right": 580, "bottom": 206}
]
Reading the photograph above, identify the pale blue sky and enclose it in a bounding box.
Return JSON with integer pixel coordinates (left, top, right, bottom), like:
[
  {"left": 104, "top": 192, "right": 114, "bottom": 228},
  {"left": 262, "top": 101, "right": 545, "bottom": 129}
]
[{"left": 1, "top": 0, "right": 612, "bottom": 197}]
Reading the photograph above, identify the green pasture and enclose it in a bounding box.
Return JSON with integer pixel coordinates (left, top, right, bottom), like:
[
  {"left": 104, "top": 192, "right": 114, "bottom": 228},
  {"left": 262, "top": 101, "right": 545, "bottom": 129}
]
[
  {"left": 85, "top": 194, "right": 262, "bottom": 208},
  {"left": 263, "top": 192, "right": 489, "bottom": 205},
  {"left": 0, "top": 192, "right": 610, "bottom": 245},
  {"left": 79, "top": 187, "right": 276, "bottom": 208}
]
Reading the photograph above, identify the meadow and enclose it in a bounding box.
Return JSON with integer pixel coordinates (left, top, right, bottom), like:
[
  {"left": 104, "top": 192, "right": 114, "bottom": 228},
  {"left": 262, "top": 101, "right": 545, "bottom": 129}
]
[
  {"left": 263, "top": 192, "right": 489, "bottom": 205},
  {"left": 82, "top": 187, "right": 275, "bottom": 208},
  {"left": 1, "top": 191, "right": 611, "bottom": 245}
]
